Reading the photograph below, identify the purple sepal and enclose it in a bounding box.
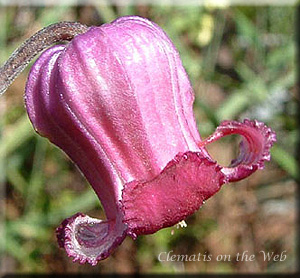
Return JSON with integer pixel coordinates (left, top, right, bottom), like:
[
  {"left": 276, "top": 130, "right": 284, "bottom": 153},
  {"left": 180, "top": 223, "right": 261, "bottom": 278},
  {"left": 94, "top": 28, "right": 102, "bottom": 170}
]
[{"left": 56, "top": 213, "right": 127, "bottom": 266}]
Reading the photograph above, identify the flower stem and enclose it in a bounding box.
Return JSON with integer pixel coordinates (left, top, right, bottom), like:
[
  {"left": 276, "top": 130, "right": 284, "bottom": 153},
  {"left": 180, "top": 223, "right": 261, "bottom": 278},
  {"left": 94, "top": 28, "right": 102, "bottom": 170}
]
[{"left": 0, "top": 21, "right": 89, "bottom": 96}]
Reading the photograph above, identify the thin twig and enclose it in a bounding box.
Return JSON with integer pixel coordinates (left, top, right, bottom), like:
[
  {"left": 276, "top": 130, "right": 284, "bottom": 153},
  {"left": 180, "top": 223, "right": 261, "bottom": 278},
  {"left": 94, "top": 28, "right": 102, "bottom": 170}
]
[{"left": 0, "top": 21, "right": 89, "bottom": 96}]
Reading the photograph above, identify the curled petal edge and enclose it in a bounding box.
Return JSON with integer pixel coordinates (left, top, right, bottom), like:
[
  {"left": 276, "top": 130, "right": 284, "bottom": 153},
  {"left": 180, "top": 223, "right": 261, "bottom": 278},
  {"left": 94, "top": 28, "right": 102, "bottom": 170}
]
[
  {"left": 56, "top": 119, "right": 275, "bottom": 265},
  {"left": 122, "top": 152, "right": 226, "bottom": 237},
  {"left": 56, "top": 213, "right": 127, "bottom": 266},
  {"left": 122, "top": 119, "right": 276, "bottom": 237},
  {"left": 199, "top": 119, "right": 276, "bottom": 182}
]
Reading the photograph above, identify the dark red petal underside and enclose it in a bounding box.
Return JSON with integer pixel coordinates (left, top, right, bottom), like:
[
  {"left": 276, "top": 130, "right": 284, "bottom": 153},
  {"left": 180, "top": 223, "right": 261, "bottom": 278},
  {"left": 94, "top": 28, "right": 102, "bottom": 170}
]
[
  {"left": 199, "top": 119, "right": 276, "bottom": 182},
  {"left": 121, "top": 152, "right": 226, "bottom": 237}
]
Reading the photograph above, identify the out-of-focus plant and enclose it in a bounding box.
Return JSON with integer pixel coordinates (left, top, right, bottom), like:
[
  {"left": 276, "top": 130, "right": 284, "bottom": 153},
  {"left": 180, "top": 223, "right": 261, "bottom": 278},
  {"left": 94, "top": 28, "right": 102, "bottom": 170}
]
[{"left": 0, "top": 5, "right": 296, "bottom": 273}]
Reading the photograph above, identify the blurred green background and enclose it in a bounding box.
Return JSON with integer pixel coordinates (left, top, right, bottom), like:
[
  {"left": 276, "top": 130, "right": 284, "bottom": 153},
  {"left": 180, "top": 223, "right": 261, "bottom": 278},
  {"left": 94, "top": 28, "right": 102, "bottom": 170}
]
[{"left": 0, "top": 3, "right": 298, "bottom": 274}]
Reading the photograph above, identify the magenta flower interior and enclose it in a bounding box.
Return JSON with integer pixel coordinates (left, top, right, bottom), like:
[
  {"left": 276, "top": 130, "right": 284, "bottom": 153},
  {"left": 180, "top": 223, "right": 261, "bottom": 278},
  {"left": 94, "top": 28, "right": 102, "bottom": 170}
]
[{"left": 23, "top": 16, "right": 276, "bottom": 265}]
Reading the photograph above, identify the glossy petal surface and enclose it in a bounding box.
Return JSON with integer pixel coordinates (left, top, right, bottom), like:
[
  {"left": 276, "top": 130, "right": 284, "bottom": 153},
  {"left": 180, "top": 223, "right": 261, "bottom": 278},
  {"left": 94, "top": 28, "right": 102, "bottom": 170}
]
[{"left": 24, "top": 16, "right": 276, "bottom": 265}]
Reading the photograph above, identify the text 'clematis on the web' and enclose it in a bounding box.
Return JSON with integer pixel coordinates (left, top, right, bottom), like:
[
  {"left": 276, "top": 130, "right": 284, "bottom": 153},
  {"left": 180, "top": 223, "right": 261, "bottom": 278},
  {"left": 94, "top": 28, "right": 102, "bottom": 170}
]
[{"left": 0, "top": 16, "right": 276, "bottom": 266}]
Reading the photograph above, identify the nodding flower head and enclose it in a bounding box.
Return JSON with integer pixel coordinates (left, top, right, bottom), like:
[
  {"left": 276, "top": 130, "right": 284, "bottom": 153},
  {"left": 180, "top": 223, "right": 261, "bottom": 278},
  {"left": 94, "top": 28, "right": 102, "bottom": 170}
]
[{"left": 1, "top": 16, "right": 276, "bottom": 266}]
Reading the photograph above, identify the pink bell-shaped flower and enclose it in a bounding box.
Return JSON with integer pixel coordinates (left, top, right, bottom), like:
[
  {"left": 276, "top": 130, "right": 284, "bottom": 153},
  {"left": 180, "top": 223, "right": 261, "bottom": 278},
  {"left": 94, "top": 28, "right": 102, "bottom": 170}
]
[{"left": 2, "top": 16, "right": 276, "bottom": 266}]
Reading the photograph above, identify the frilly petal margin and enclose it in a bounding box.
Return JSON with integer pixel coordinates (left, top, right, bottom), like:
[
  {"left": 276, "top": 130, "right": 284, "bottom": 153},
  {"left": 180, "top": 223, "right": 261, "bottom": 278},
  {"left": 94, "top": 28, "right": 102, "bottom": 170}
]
[
  {"left": 121, "top": 119, "right": 275, "bottom": 238},
  {"left": 199, "top": 119, "right": 276, "bottom": 182},
  {"left": 121, "top": 152, "right": 226, "bottom": 238},
  {"left": 56, "top": 213, "right": 127, "bottom": 266}
]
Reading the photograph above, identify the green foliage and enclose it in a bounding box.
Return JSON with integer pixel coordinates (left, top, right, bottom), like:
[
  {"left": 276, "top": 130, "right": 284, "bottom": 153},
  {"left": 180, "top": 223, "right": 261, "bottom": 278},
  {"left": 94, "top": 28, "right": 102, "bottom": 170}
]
[{"left": 0, "top": 5, "right": 297, "bottom": 274}]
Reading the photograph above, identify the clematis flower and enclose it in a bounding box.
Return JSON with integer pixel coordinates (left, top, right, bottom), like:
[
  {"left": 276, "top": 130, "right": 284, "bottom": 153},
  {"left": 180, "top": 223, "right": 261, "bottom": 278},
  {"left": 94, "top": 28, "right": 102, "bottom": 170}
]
[{"left": 1, "top": 16, "right": 275, "bottom": 266}]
